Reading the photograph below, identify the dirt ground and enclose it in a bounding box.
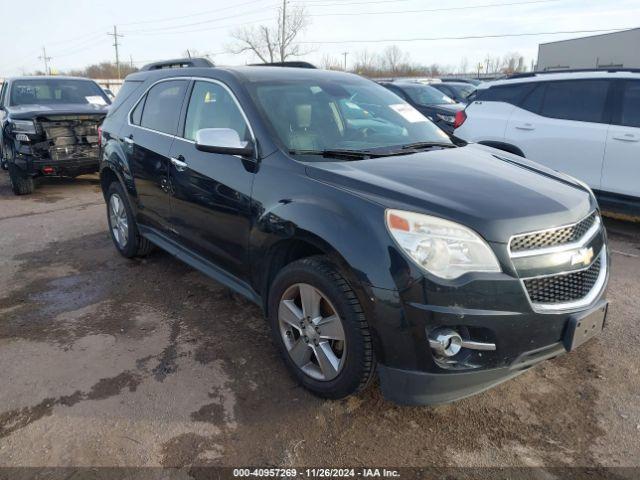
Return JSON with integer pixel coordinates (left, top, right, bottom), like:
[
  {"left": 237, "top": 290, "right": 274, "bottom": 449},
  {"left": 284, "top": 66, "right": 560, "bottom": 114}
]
[{"left": 0, "top": 172, "right": 639, "bottom": 473}]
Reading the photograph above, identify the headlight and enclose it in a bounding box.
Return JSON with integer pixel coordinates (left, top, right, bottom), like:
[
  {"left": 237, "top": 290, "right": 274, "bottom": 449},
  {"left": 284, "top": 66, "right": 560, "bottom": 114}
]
[
  {"left": 10, "top": 119, "right": 36, "bottom": 134},
  {"left": 385, "top": 209, "right": 501, "bottom": 279},
  {"left": 436, "top": 113, "right": 456, "bottom": 124}
]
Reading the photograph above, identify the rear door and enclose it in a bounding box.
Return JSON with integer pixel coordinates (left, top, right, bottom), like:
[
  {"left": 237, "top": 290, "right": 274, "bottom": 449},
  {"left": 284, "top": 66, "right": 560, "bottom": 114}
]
[
  {"left": 455, "top": 83, "right": 531, "bottom": 143},
  {"left": 505, "top": 79, "right": 611, "bottom": 188},
  {"left": 167, "top": 79, "right": 256, "bottom": 280},
  {"left": 601, "top": 79, "right": 640, "bottom": 197},
  {"left": 122, "top": 79, "right": 188, "bottom": 231}
]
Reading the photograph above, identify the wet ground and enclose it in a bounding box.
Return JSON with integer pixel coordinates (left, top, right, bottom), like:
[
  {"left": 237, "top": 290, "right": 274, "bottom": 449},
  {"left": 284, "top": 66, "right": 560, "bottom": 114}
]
[{"left": 0, "top": 172, "right": 639, "bottom": 472}]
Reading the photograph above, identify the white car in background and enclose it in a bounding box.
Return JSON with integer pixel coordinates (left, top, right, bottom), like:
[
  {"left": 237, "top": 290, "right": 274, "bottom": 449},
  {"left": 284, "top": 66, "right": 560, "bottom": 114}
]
[{"left": 454, "top": 70, "right": 640, "bottom": 216}]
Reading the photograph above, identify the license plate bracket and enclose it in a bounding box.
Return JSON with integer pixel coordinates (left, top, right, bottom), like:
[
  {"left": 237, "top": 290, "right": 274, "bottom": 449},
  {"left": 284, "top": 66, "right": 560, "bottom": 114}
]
[{"left": 564, "top": 302, "right": 608, "bottom": 351}]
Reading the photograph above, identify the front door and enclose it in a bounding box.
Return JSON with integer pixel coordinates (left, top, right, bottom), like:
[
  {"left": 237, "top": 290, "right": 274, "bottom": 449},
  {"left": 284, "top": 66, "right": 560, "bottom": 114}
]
[
  {"left": 601, "top": 80, "right": 640, "bottom": 197},
  {"left": 168, "top": 79, "right": 256, "bottom": 280},
  {"left": 124, "top": 79, "right": 188, "bottom": 231}
]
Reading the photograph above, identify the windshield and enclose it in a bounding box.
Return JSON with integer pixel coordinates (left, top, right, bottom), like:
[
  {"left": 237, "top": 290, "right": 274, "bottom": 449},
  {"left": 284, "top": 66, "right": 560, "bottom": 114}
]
[
  {"left": 401, "top": 84, "right": 457, "bottom": 106},
  {"left": 250, "top": 78, "right": 451, "bottom": 156},
  {"left": 9, "top": 78, "right": 110, "bottom": 106}
]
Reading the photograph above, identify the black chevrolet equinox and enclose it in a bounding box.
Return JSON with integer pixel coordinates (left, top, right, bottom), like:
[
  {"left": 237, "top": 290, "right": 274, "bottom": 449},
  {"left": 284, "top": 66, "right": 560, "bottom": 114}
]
[{"left": 99, "top": 61, "right": 609, "bottom": 405}]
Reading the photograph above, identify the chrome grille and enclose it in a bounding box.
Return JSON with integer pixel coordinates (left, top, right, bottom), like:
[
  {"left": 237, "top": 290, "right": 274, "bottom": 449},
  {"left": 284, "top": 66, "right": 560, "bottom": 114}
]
[
  {"left": 523, "top": 256, "right": 602, "bottom": 304},
  {"left": 510, "top": 212, "right": 597, "bottom": 252}
]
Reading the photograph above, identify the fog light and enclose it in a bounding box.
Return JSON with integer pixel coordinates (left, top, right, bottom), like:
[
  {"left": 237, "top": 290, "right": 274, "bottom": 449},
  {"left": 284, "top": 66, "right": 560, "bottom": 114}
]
[{"left": 429, "top": 328, "right": 463, "bottom": 357}]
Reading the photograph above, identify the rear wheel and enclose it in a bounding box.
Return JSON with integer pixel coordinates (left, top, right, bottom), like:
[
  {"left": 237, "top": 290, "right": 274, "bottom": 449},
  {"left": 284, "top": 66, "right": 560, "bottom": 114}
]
[
  {"left": 106, "top": 182, "right": 153, "bottom": 258},
  {"left": 268, "top": 256, "right": 375, "bottom": 399},
  {"left": 8, "top": 163, "right": 34, "bottom": 195}
]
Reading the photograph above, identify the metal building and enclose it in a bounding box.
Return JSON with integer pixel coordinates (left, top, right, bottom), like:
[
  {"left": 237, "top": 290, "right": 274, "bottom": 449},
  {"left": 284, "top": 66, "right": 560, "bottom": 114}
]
[{"left": 537, "top": 28, "right": 640, "bottom": 71}]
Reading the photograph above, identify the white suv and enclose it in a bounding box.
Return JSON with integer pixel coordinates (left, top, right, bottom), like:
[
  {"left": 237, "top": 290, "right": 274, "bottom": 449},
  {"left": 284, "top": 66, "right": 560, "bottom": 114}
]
[{"left": 454, "top": 70, "right": 640, "bottom": 215}]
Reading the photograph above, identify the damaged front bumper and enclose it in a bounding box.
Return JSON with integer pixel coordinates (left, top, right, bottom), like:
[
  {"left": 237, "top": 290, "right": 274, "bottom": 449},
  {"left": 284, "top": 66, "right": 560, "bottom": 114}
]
[{"left": 10, "top": 114, "right": 103, "bottom": 177}]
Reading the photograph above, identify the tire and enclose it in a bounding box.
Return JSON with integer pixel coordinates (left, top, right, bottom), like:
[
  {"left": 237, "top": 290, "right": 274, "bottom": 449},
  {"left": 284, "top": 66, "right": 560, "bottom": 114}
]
[
  {"left": 8, "top": 163, "right": 34, "bottom": 195},
  {"left": 106, "top": 181, "right": 154, "bottom": 258},
  {"left": 268, "top": 256, "right": 375, "bottom": 399}
]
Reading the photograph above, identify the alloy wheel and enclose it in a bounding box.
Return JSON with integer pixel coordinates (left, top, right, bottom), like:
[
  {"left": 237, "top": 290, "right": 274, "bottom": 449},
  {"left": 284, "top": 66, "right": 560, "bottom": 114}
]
[
  {"left": 109, "top": 193, "right": 129, "bottom": 249},
  {"left": 278, "top": 283, "right": 347, "bottom": 381}
]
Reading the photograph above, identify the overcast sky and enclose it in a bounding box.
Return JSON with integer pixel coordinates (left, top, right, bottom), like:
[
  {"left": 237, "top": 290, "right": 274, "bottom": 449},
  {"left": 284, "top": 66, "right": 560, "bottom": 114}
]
[{"left": 1, "top": 0, "right": 638, "bottom": 76}]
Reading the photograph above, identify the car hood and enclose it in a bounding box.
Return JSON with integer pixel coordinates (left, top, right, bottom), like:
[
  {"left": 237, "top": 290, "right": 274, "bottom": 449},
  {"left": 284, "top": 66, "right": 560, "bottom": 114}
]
[
  {"left": 6, "top": 103, "right": 109, "bottom": 119},
  {"left": 304, "top": 144, "right": 594, "bottom": 243}
]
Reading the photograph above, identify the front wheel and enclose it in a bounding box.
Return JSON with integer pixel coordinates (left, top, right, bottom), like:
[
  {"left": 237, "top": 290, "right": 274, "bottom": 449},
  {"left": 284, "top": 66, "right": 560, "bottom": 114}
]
[
  {"left": 8, "top": 163, "right": 34, "bottom": 195},
  {"left": 106, "top": 182, "right": 153, "bottom": 258},
  {"left": 268, "top": 256, "right": 375, "bottom": 399}
]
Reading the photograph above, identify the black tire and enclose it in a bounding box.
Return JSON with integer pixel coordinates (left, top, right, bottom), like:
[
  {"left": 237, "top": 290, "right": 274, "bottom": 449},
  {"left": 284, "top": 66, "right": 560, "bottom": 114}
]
[
  {"left": 268, "top": 256, "right": 375, "bottom": 399},
  {"left": 8, "top": 163, "right": 34, "bottom": 195},
  {"left": 106, "top": 181, "right": 154, "bottom": 258}
]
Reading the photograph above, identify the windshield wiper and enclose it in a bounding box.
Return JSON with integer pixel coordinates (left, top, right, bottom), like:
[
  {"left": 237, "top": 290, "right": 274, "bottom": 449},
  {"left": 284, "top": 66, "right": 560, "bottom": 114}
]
[
  {"left": 399, "top": 141, "right": 457, "bottom": 151},
  {"left": 289, "top": 149, "right": 379, "bottom": 160}
]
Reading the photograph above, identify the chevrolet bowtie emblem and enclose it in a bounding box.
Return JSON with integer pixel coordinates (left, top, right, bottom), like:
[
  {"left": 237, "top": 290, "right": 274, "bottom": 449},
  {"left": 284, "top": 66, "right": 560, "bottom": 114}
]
[{"left": 571, "top": 247, "right": 594, "bottom": 266}]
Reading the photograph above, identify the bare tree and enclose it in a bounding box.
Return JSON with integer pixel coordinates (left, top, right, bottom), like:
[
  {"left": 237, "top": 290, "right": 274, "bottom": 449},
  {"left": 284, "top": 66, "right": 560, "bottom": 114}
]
[
  {"left": 353, "top": 49, "right": 378, "bottom": 74},
  {"left": 381, "top": 45, "right": 409, "bottom": 74},
  {"left": 227, "top": 2, "right": 310, "bottom": 63},
  {"left": 320, "top": 54, "right": 342, "bottom": 71}
]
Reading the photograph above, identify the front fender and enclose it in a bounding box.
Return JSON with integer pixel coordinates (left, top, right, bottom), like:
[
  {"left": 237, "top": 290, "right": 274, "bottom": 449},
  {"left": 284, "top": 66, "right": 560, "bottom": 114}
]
[{"left": 250, "top": 171, "right": 416, "bottom": 292}]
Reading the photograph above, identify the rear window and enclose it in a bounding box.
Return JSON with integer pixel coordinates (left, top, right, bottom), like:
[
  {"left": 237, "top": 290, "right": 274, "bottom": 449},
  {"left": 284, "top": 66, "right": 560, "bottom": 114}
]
[
  {"left": 106, "top": 80, "right": 144, "bottom": 116},
  {"left": 539, "top": 80, "right": 609, "bottom": 123},
  {"left": 9, "top": 78, "right": 110, "bottom": 106}
]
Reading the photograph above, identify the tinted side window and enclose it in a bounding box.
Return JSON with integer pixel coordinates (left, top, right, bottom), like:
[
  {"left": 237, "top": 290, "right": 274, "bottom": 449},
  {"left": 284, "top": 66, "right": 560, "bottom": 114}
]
[
  {"left": 619, "top": 80, "right": 640, "bottom": 128},
  {"left": 476, "top": 83, "right": 535, "bottom": 104},
  {"left": 520, "top": 84, "right": 545, "bottom": 113},
  {"left": 540, "top": 80, "right": 609, "bottom": 123},
  {"left": 0, "top": 82, "right": 6, "bottom": 107},
  {"left": 385, "top": 85, "right": 407, "bottom": 100},
  {"left": 130, "top": 97, "right": 145, "bottom": 125},
  {"left": 107, "top": 80, "right": 143, "bottom": 117},
  {"left": 183, "top": 81, "right": 251, "bottom": 142},
  {"left": 140, "top": 80, "right": 188, "bottom": 135}
]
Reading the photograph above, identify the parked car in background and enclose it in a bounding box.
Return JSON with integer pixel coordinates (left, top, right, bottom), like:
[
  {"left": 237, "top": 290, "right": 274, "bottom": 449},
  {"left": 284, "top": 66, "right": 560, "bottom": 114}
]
[
  {"left": 440, "top": 77, "right": 483, "bottom": 86},
  {"left": 378, "top": 81, "right": 465, "bottom": 134},
  {"left": 431, "top": 81, "right": 476, "bottom": 104},
  {"left": 0, "top": 76, "right": 110, "bottom": 194},
  {"left": 454, "top": 70, "right": 640, "bottom": 216},
  {"left": 99, "top": 61, "right": 608, "bottom": 405}
]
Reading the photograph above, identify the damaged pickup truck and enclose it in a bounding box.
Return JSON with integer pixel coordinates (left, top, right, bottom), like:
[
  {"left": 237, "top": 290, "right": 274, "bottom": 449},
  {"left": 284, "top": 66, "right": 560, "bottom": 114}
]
[{"left": 0, "top": 76, "right": 110, "bottom": 195}]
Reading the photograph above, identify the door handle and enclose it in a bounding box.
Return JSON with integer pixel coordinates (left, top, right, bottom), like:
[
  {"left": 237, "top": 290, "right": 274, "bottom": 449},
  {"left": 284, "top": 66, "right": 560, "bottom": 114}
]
[
  {"left": 122, "top": 136, "right": 134, "bottom": 144},
  {"left": 612, "top": 133, "right": 639, "bottom": 142},
  {"left": 170, "top": 156, "right": 188, "bottom": 171},
  {"left": 515, "top": 123, "right": 535, "bottom": 131}
]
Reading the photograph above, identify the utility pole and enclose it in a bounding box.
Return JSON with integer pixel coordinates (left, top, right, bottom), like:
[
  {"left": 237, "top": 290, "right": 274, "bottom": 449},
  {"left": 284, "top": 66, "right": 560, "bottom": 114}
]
[
  {"left": 280, "top": 0, "right": 287, "bottom": 62},
  {"left": 342, "top": 51, "right": 349, "bottom": 71},
  {"left": 107, "top": 25, "right": 124, "bottom": 79},
  {"left": 38, "top": 46, "right": 52, "bottom": 75}
]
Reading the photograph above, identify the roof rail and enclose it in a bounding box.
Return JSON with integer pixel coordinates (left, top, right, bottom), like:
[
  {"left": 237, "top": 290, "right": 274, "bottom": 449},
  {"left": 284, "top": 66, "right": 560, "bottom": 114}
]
[
  {"left": 507, "top": 67, "right": 640, "bottom": 79},
  {"left": 248, "top": 61, "right": 317, "bottom": 69},
  {"left": 140, "top": 57, "right": 214, "bottom": 71}
]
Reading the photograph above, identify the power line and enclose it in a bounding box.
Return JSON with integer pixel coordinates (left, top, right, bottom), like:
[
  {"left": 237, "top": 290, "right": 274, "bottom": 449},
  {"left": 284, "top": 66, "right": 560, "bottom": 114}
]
[
  {"left": 121, "top": 6, "right": 279, "bottom": 34},
  {"left": 306, "top": 0, "right": 563, "bottom": 17},
  {"left": 297, "top": 27, "right": 633, "bottom": 44},
  {"left": 118, "top": 0, "right": 271, "bottom": 26},
  {"left": 123, "top": 17, "right": 273, "bottom": 37}
]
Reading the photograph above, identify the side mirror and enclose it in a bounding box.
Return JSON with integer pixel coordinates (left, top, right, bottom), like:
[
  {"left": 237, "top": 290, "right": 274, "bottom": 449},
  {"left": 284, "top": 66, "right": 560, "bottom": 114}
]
[{"left": 195, "top": 128, "right": 254, "bottom": 157}]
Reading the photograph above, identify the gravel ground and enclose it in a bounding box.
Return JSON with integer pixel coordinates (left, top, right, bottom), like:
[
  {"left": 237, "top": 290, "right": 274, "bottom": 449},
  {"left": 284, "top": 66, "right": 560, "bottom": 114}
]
[{"left": 0, "top": 173, "right": 639, "bottom": 474}]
